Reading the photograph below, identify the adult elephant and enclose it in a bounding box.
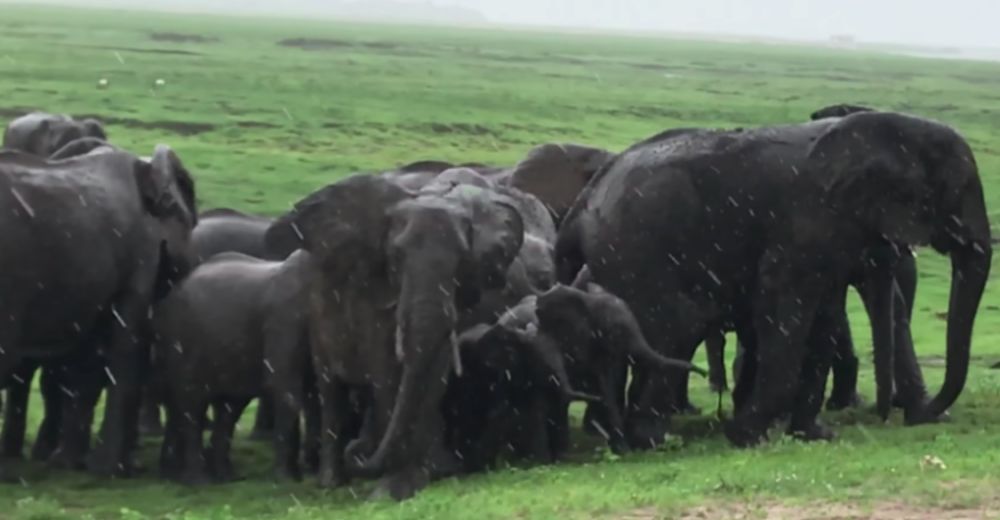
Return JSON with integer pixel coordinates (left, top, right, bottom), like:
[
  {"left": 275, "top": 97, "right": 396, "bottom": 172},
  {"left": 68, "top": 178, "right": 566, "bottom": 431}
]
[
  {"left": 3, "top": 112, "right": 107, "bottom": 157},
  {"left": 266, "top": 174, "right": 525, "bottom": 500},
  {"left": 0, "top": 145, "right": 198, "bottom": 477},
  {"left": 506, "top": 143, "right": 616, "bottom": 224},
  {"left": 557, "top": 112, "right": 992, "bottom": 448}
]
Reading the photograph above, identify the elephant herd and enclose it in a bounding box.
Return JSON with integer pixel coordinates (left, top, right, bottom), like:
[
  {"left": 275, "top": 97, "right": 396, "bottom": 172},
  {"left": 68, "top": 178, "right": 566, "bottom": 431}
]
[{"left": 0, "top": 104, "right": 992, "bottom": 501}]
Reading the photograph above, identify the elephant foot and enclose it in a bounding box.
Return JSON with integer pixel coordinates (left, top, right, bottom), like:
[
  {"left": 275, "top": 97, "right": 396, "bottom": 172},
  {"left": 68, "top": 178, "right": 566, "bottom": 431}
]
[
  {"left": 789, "top": 422, "right": 835, "bottom": 443},
  {"left": 0, "top": 458, "right": 25, "bottom": 483},
  {"left": 344, "top": 438, "right": 375, "bottom": 467},
  {"left": 304, "top": 447, "right": 320, "bottom": 475},
  {"left": 826, "top": 392, "right": 865, "bottom": 411},
  {"left": 904, "top": 407, "right": 951, "bottom": 426},
  {"left": 369, "top": 467, "right": 430, "bottom": 502},
  {"left": 723, "top": 418, "right": 768, "bottom": 448},
  {"left": 670, "top": 401, "right": 702, "bottom": 416},
  {"left": 318, "top": 465, "right": 348, "bottom": 489},
  {"left": 30, "top": 440, "right": 58, "bottom": 462},
  {"left": 624, "top": 414, "right": 670, "bottom": 450},
  {"left": 273, "top": 464, "right": 302, "bottom": 483},
  {"left": 424, "top": 444, "right": 462, "bottom": 480},
  {"left": 48, "top": 448, "right": 88, "bottom": 472},
  {"left": 176, "top": 468, "right": 213, "bottom": 486},
  {"left": 86, "top": 450, "right": 135, "bottom": 478}
]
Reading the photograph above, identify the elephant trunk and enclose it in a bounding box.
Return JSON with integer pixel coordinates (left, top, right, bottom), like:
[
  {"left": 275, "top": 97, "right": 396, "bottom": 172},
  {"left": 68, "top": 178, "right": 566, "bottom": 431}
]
[
  {"left": 529, "top": 333, "right": 600, "bottom": 403},
  {"left": 350, "top": 276, "right": 458, "bottom": 478},
  {"left": 624, "top": 329, "right": 708, "bottom": 377},
  {"left": 917, "top": 245, "right": 991, "bottom": 421}
]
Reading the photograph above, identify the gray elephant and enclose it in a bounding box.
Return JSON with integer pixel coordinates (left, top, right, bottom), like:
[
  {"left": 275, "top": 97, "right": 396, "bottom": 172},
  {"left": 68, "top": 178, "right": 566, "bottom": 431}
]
[
  {"left": 153, "top": 250, "right": 317, "bottom": 484},
  {"left": 3, "top": 112, "right": 107, "bottom": 157},
  {"left": 557, "top": 112, "right": 992, "bottom": 448},
  {"left": 810, "top": 103, "right": 875, "bottom": 120},
  {"left": 0, "top": 144, "right": 198, "bottom": 478},
  {"left": 505, "top": 143, "right": 616, "bottom": 223},
  {"left": 267, "top": 173, "right": 526, "bottom": 500}
]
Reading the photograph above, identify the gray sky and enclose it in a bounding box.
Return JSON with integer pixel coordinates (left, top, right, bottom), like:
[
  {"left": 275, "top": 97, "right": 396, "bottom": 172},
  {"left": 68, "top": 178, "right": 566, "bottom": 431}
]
[
  {"left": 37, "top": 0, "right": 1000, "bottom": 48},
  {"left": 417, "top": 0, "right": 999, "bottom": 48}
]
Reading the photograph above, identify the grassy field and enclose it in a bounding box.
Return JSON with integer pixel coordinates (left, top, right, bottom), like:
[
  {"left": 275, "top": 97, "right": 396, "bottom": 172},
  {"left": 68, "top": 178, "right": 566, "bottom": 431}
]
[{"left": 2, "top": 3, "right": 1000, "bottom": 519}]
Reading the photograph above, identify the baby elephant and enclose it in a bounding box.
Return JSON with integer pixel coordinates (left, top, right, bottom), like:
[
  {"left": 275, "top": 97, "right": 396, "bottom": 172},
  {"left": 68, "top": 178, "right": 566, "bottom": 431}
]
[{"left": 153, "top": 250, "right": 317, "bottom": 484}]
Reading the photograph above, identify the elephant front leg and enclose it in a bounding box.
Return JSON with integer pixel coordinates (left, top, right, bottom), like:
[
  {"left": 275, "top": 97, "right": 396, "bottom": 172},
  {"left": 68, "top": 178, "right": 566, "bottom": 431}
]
[
  {"left": 825, "top": 310, "right": 863, "bottom": 411},
  {"left": 317, "top": 375, "right": 350, "bottom": 488},
  {"left": 271, "top": 386, "right": 304, "bottom": 482},
  {"left": 2, "top": 361, "right": 37, "bottom": 459},
  {"left": 725, "top": 269, "right": 822, "bottom": 448},
  {"left": 208, "top": 399, "right": 248, "bottom": 482},
  {"left": 89, "top": 302, "right": 148, "bottom": 477},
  {"left": 789, "top": 299, "right": 842, "bottom": 441},
  {"left": 50, "top": 353, "right": 105, "bottom": 471},
  {"left": 705, "top": 330, "right": 728, "bottom": 393}
]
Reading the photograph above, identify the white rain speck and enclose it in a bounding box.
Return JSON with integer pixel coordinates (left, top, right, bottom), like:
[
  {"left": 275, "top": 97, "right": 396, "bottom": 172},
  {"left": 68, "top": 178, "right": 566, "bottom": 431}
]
[
  {"left": 105, "top": 367, "right": 117, "bottom": 386},
  {"left": 111, "top": 306, "right": 127, "bottom": 328},
  {"left": 291, "top": 222, "right": 304, "bottom": 240},
  {"left": 264, "top": 359, "right": 275, "bottom": 374},
  {"left": 282, "top": 107, "right": 293, "bottom": 121},
  {"left": 114, "top": 51, "right": 124, "bottom": 64},
  {"left": 10, "top": 187, "right": 35, "bottom": 218}
]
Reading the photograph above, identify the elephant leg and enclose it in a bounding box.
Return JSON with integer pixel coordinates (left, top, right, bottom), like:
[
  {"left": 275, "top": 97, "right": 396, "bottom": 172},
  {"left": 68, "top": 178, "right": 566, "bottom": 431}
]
[
  {"left": 138, "top": 386, "right": 164, "bottom": 437},
  {"left": 597, "top": 370, "right": 628, "bottom": 454},
  {"left": 272, "top": 386, "right": 304, "bottom": 482},
  {"left": 31, "top": 364, "right": 64, "bottom": 462},
  {"left": 511, "top": 399, "right": 552, "bottom": 463},
  {"left": 250, "top": 394, "right": 275, "bottom": 441},
  {"left": 546, "top": 398, "right": 571, "bottom": 463},
  {"left": 317, "top": 374, "right": 350, "bottom": 488},
  {"left": 725, "top": 265, "right": 821, "bottom": 448},
  {"left": 177, "top": 399, "right": 211, "bottom": 485},
  {"left": 582, "top": 361, "right": 626, "bottom": 438},
  {"left": 788, "top": 300, "right": 841, "bottom": 441},
  {"left": 89, "top": 301, "right": 149, "bottom": 477},
  {"left": 208, "top": 399, "right": 248, "bottom": 482},
  {"left": 626, "top": 332, "right": 702, "bottom": 450},
  {"left": 302, "top": 385, "right": 321, "bottom": 474},
  {"left": 50, "top": 354, "right": 105, "bottom": 471},
  {"left": 825, "top": 310, "right": 863, "bottom": 411},
  {"left": 2, "top": 361, "right": 37, "bottom": 459},
  {"left": 705, "top": 330, "right": 728, "bottom": 393},
  {"left": 159, "top": 397, "right": 183, "bottom": 479}
]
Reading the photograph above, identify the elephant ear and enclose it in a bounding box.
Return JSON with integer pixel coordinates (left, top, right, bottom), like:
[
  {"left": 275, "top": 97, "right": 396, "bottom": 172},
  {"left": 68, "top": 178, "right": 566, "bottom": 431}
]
[
  {"left": 811, "top": 113, "right": 932, "bottom": 230},
  {"left": 509, "top": 143, "right": 615, "bottom": 221},
  {"left": 267, "top": 174, "right": 411, "bottom": 261},
  {"left": 137, "top": 144, "right": 197, "bottom": 222},
  {"left": 470, "top": 194, "right": 525, "bottom": 290},
  {"left": 82, "top": 118, "right": 107, "bottom": 141}
]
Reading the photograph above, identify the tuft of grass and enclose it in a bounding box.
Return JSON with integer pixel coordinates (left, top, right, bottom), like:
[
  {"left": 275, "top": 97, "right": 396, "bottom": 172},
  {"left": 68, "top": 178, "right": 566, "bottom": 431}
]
[{"left": 0, "top": 4, "right": 999, "bottom": 519}]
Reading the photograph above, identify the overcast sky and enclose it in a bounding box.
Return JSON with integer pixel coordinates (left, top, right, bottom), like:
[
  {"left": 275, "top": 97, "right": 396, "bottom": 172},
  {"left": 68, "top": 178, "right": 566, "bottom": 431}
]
[
  {"left": 417, "top": 0, "right": 998, "bottom": 48},
  {"left": 37, "top": 0, "right": 1000, "bottom": 48}
]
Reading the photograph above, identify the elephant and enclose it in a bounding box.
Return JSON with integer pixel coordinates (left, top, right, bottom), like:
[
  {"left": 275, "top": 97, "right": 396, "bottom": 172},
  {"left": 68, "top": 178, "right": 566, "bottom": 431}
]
[
  {"left": 557, "top": 112, "right": 992, "bottom": 448},
  {"left": 3, "top": 112, "right": 107, "bottom": 157},
  {"left": 49, "top": 137, "right": 117, "bottom": 160},
  {"left": 810, "top": 104, "right": 875, "bottom": 120},
  {"left": 152, "top": 250, "right": 317, "bottom": 484},
  {"left": 442, "top": 318, "right": 599, "bottom": 473},
  {"left": 0, "top": 144, "right": 198, "bottom": 478},
  {"left": 266, "top": 173, "right": 526, "bottom": 500},
  {"left": 505, "top": 142, "right": 617, "bottom": 224}
]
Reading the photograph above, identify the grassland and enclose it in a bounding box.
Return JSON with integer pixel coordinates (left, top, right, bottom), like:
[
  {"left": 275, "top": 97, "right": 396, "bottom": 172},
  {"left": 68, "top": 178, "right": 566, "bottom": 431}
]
[{"left": 1, "top": 3, "right": 1000, "bottom": 519}]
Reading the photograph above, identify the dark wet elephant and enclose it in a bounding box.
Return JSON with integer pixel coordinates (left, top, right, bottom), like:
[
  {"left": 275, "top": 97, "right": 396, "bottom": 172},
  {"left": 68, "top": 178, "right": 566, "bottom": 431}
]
[
  {"left": 0, "top": 145, "right": 198, "bottom": 478},
  {"left": 266, "top": 174, "right": 526, "bottom": 500},
  {"left": 3, "top": 112, "right": 107, "bottom": 157},
  {"left": 153, "top": 251, "right": 317, "bottom": 484},
  {"left": 506, "top": 143, "right": 616, "bottom": 224},
  {"left": 558, "top": 112, "right": 992, "bottom": 448}
]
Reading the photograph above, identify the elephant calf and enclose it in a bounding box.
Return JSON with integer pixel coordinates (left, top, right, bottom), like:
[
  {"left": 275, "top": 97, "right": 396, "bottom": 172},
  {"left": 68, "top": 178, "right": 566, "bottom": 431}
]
[{"left": 153, "top": 251, "right": 317, "bottom": 484}]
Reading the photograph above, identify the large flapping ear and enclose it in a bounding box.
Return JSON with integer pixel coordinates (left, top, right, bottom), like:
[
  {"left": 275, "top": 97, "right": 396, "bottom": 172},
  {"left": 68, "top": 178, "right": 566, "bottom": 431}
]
[
  {"left": 137, "top": 144, "right": 196, "bottom": 220},
  {"left": 509, "top": 143, "right": 615, "bottom": 221},
  {"left": 810, "top": 113, "right": 925, "bottom": 215},
  {"left": 470, "top": 194, "right": 525, "bottom": 290},
  {"left": 266, "top": 174, "right": 411, "bottom": 261}
]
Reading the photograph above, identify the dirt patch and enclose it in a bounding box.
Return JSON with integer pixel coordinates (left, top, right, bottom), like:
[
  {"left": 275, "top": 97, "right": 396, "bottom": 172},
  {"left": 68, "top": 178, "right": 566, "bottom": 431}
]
[
  {"left": 74, "top": 114, "right": 216, "bottom": 136},
  {"left": 659, "top": 499, "right": 999, "bottom": 520},
  {"left": 278, "top": 38, "right": 352, "bottom": 50},
  {"left": 235, "top": 121, "right": 279, "bottom": 129},
  {"left": 69, "top": 44, "right": 202, "bottom": 56},
  {"left": 150, "top": 32, "right": 218, "bottom": 44},
  {"left": 427, "top": 122, "right": 492, "bottom": 136}
]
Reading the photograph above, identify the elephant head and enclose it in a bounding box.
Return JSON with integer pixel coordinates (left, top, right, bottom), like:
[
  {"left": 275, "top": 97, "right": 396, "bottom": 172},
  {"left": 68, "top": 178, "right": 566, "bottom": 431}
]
[
  {"left": 813, "top": 111, "right": 992, "bottom": 422},
  {"left": 3, "top": 113, "right": 109, "bottom": 158},
  {"left": 531, "top": 284, "right": 706, "bottom": 452},
  {"left": 508, "top": 143, "right": 616, "bottom": 224},
  {"left": 137, "top": 145, "right": 199, "bottom": 298},
  {"left": 810, "top": 104, "right": 875, "bottom": 120},
  {"left": 268, "top": 175, "right": 526, "bottom": 476}
]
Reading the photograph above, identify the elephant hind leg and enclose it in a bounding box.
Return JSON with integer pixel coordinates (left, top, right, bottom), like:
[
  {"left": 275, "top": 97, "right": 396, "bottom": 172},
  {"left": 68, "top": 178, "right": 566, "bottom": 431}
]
[
  {"left": 208, "top": 398, "right": 249, "bottom": 482},
  {"left": 788, "top": 302, "right": 840, "bottom": 441}
]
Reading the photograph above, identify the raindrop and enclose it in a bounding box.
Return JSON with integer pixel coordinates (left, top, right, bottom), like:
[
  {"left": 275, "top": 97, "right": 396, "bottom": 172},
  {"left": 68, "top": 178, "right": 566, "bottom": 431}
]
[
  {"left": 10, "top": 187, "right": 34, "bottom": 218},
  {"left": 264, "top": 359, "right": 275, "bottom": 374},
  {"left": 105, "top": 367, "right": 117, "bottom": 386},
  {"left": 111, "top": 306, "right": 127, "bottom": 329}
]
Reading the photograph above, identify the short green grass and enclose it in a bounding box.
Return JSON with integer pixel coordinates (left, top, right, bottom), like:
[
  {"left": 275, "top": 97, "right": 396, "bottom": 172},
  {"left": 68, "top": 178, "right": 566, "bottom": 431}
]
[{"left": 1, "top": 4, "right": 999, "bottom": 519}]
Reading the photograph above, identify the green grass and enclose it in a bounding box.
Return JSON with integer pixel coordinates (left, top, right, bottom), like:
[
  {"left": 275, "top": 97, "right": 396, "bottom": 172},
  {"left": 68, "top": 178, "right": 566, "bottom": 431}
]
[{"left": 2, "top": 4, "right": 1000, "bottom": 519}]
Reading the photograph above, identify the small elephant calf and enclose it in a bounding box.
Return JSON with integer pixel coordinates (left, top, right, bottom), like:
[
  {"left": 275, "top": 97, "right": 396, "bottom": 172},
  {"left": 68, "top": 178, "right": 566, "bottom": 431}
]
[{"left": 152, "top": 250, "right": 317, "bottom": 484}]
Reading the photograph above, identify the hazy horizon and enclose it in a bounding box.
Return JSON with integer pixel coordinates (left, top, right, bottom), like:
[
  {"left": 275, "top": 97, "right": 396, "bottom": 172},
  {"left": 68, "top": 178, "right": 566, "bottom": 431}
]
[{"left": 15, "top": 0, "right": 1000, "bottom": 50}]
